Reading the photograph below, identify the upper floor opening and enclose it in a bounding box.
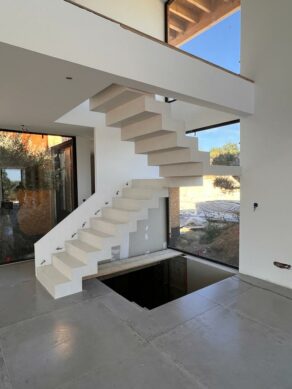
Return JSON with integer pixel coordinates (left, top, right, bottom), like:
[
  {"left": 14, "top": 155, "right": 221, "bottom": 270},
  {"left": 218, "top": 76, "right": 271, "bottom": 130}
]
[{"left": 166, "top": 0, "right": 241, "bottom": 73}]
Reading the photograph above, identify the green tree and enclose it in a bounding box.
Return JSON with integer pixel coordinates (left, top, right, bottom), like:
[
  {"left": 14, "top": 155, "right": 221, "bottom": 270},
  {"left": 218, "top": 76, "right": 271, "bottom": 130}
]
[
  {"left": 210, "top": 143, "right": 240, "bottom": 166},
  {"left": 1, "top": 170, "right": 13, "bottom": 200},
  {"left": 0, "top": 132, "right": 53, "bottom": 190}
]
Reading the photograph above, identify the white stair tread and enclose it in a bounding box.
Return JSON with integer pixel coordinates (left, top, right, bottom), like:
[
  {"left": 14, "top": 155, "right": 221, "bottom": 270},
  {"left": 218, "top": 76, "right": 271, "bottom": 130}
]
[
  {"left": 38, "top": 265, "right": 70, "bottom": 285},
  {"left": 96, "top": 217, "right": 127, "bottom": 225},
  {"left": 67, "top": 239, "right": 100, "bottom": 252},
  {"left": 54, "top": 252, "right": 86, "bottom": 268},
  {"left": 82, "top": 228, "right": 114, "bottom": 238}
]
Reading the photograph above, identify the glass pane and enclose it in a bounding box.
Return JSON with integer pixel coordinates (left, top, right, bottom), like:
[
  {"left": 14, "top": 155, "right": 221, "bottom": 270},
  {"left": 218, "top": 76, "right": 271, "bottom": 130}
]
[
  {"left": 169, "top": 122, "right": 240, "bottom": 268},
  {"left": 167, "top": 1, "right": 241, "bottom": 74},
  {"left": 187, "top": 122, "right": 240, "bottom": 165},
  {"left": 0, "top": 131, "right": 75, "bottom": 265},
  {"left": 169, "top": 178, "right": 240, "bottom": 268}
]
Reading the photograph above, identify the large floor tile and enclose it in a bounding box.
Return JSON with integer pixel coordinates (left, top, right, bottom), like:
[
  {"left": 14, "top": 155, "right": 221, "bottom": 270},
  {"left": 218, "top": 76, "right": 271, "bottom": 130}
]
[
  {"left": 58, "top": 344, "right": 199, "bottom": 389},
  {"left": 0, "top": 298, "right": 145, "bottom": 389},
  {"left": 129, "top": 292, "right": 217, "bottom": 340},
  {"left": 0, "top": 278, "right": 112, "bottom": 329},
  {"left": 0, "top": 345, "right": 12, "bottom": 389},
  {"left": 97, "top": 291, "right": 145, "bottom": 322},
  {"left": 153, "top": 305, "right": 292, "bottom": 389},
  {"left": 197, "top": 276, "right": 253, "bottom": 306},
  {"left": 0, "top": 260, "right": 35, "bottom": 288},
  {"left": 228, "top": 286, "right": 292, "bottom": 338},
  {"left": 238, "top": 274, "right": 292, "bottom": 300}
]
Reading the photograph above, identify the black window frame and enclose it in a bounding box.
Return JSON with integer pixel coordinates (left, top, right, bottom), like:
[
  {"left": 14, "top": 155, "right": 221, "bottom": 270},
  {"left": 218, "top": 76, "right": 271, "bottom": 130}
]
[{"left": 166, "top": 120, "right": 241, "bottom": 270}]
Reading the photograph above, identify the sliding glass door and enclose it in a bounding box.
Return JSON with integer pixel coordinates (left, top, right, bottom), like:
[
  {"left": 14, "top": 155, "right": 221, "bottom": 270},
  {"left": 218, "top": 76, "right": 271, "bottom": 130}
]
[{"left": 0, "top": 130, "right": 77, "bottom": 265}]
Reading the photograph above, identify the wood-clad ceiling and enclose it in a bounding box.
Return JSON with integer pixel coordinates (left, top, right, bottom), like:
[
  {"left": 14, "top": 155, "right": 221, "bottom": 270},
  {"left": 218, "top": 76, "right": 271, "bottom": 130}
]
[{"left": 167, "top": 0, "right": 240, "bottom": 46}]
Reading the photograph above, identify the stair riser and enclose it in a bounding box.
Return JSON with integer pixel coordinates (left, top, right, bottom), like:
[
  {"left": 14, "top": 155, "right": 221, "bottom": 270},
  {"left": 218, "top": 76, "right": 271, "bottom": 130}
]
[
  {"left": 108, "top": 112, "right": 158, "bottom": 128},
  {"left": 148, "top": 149, "right": 192, "bottom": 165},
  {"left": 122, "top": 115, "right": 185, "bottom": 141},
  {"left": 91, "top": 218, "right": 137, "bottom": 235},
  {"left": 122, "top": 128, "right": 172, "bottom": 142},
  {"left": 164, "top": 177, "right": 203, "bottom": 187},
  {"left": 130, "top": 179, "right": 165, "bottom": 189},
  {"left": 113, "top": 197, "right": 144, "bottom": 211},
  {"left": 135, "top": 134, "right": 196, "bottom": 154},
  {"left": 52, "top": 256, "right": 97, "bottom": 280},
  {"left": 113, "top": 197, "right": 161, "bottom": 214},
  {"left": 90, "top": 219, "right": 119, "bottom": 235},
  {"left": 135, "top": 134, "right": 179, "bottom": 154},
  {"left": 121, "top": 115, "right": 165, "bottom": 141},
  {"left": 148, "top": 149, "right": 208, "bottom": 166},
  {"left": 102, "top": 208, "right": 131, "bottom": 223},
  {"left": 90, "top": 85, "right": 146, "bottom": 113},
  {"left": 65, "top": 242, "right": 100, "bottom": 263},
  {"left": 55, "top": 282, "right": 82, "bottom": 299},
  {"left": 122, "top": 188, "right": 155, "bottom": 200},
  {"left": 78, "top": 230, "right": 105, "bottom": 249},
  {"left": 78, "top": 230, "right": 120, "bottom": 250},
  {"left": 135, "top": 130, "right": 198, "bottom": 153},
  {"left": 160, "top": 163, "right": 204, "bottom": 177},
  {"left": 106, "top": 96, "right": 170, "bottom": 127},
  {"left": 37, "top": 272, "right": 82, "bottom": 299},
  {"left": 104, "top": 207, "right": 149, "bottom": 223}
]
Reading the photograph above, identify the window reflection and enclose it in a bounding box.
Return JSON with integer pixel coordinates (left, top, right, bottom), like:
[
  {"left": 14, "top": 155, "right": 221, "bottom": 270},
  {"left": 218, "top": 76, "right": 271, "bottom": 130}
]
[{"left": 0, "top": 131, "right": 76, "bottom": 264}]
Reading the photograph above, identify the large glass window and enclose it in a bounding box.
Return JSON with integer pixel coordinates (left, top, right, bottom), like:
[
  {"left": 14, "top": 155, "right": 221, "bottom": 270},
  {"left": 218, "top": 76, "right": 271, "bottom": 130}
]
[
  {"left": 167, "top": 0, "right": 241, "bottom": 73},
  {"left": 0, "top": 130, "right": 76, "bottom": 265},
  {"left": 168, "top": 122, "right": 240, "bottom": 268}
]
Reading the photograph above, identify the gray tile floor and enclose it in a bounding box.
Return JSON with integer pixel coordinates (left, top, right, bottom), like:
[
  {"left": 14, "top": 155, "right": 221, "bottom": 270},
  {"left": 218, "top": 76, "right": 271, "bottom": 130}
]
[{"left": 1, "top": 260, "right": 292, "bottom": 389}]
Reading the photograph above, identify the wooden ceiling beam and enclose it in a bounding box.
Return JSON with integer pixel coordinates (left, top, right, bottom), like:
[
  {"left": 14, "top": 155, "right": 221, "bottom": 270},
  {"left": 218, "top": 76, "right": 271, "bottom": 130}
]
[
  {"left": 169, "top": 3, "right": 200, "bottom": 24},
  {"left": 169, "top": 16, "right": 187, "bottom": 33},
  {"left": 186, "top": 0, "right": 212, "bottom": 13},
  {"left": 170, "top": 0, "right": 240, "bottom": 46}
]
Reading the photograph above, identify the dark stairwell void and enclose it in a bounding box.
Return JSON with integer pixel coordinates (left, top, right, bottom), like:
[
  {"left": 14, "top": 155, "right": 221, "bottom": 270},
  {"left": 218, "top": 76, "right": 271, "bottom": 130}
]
[{"left": 101, "top": 256, "right": 232, "bottom": 310}]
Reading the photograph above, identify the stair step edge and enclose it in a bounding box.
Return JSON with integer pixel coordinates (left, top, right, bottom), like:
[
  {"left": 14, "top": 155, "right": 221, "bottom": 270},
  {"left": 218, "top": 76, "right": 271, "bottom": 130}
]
[
  {"left": 66, "top": 239, "right": 101, "bottom": 252},
  {"left": 37, "top": 265, "right": 71, "bottom": 285}
]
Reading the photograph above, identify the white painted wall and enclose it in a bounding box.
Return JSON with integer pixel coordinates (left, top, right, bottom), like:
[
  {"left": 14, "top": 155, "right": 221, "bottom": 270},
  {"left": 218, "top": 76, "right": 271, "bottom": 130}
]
[
  {"left": 71, "top": 0, "right": 165, "bottom": 40},
  {"left": 0, "top": 0, "right": 254, "bottom": 115},
  {"left": 76, "top": 135, "right": 93, "bottom": 205},
  {"left": 240, "top": 0, "right": 292, "bottom": 288},
  {"left": 94, "top": 126, "right": 159, "bottom": 200},
  {"left": 129, "top": 198, "right": 167, "bottom": 257}
]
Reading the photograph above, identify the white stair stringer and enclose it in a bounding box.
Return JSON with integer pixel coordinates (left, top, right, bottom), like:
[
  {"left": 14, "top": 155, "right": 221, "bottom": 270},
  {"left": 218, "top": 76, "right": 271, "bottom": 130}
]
[{"left": 36, "top": 179, "right": 168, "bottom": 299}]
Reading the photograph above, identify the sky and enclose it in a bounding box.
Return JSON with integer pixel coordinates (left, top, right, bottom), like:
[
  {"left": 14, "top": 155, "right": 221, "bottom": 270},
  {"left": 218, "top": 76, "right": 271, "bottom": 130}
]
[
  {"left": 181, "top": 11, "right": 241, "bottom": 74},
  {"left": 191, "top": 123, "right": 240, "bottom": 151},
  {"left": 181, "top": 11, "right": 241, "bottom": 151},
  {"left": 4, "top": 169, "right": 21, "bottom": 182}
]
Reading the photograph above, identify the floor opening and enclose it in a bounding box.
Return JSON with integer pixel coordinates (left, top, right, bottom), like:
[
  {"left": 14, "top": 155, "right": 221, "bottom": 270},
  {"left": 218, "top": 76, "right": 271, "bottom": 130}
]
[{"left": 102, "top": 255, "right": 233, "bottom": 310}]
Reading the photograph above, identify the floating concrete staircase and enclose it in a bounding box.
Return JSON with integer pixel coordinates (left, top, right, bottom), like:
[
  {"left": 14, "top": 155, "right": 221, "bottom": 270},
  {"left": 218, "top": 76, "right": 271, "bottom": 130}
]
[
  {"left": 36, "top": 84, "right": 240, "bottom": 299},
  {"left": 90, "top": 84, "right": 240, "bottom": 180},
  {"left": 36, "top": 180, "right": 168, "bottom": 299}
]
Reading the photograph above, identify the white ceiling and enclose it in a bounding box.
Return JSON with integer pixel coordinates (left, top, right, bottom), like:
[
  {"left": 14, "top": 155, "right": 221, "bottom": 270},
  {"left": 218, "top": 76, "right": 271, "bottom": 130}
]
[
  {"left": 0, "top": 42, "right": 115, "bottom": 137},
  {"left": 0, "top": 40, "right": 230, "bottom": 139}
]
